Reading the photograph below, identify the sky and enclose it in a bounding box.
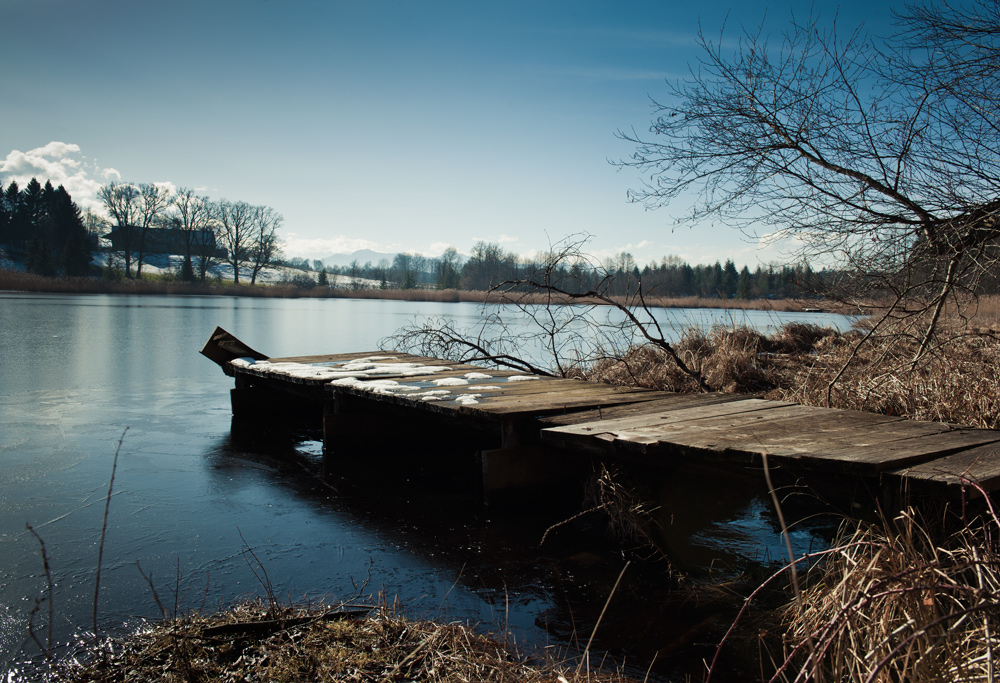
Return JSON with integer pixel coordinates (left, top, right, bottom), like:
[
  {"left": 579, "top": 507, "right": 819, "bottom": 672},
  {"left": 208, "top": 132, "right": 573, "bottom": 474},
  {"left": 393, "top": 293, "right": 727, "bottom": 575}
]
[{"left": 1, "top": 0, "right": 896, "bottom": 267}]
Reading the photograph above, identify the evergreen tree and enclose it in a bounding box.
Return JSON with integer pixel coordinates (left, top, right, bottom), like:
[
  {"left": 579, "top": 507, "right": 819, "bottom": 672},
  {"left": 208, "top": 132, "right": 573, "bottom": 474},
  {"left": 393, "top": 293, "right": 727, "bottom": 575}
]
[
  {"left": 26, "top": 236, "right": 57, "bottom": 275},
  {"left": 19, "top": 178, "right": 44, "bottom": 246},
  {"left": 722, "top": 259, "right": 739, "bottom": 298},
  {"left": 180, "top": 253, "right": 195, "bottom": 282},
  {"left": 3, "top": 180, "right": 25, "bottom": 254},
  {"left": 61, "top": 227, "right": 92, "bottom": 276},
  {"left": 317, "top": 269, "right": 329, "bottom": 287},
  {"left": 736, "top": 266, "right": 752, "bottom": 299}
]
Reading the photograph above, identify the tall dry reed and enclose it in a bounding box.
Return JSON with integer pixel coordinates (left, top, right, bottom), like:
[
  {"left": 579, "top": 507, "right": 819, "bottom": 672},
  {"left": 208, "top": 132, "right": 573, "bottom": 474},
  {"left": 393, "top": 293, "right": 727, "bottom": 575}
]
[{"left": 770, "top": 508, "right": 1000, "bottom": 682}]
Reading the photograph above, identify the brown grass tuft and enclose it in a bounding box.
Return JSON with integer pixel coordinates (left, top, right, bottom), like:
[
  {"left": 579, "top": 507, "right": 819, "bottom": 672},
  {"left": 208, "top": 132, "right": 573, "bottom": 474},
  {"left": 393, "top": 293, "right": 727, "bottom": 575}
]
[
  {"left": 41, "top": 598, "right": 641, "bottom": 683},
  {"left": 772, "top": 509, "right": 1000, "bottom": 682},
  {"left": 586, "top": 318, "right": 1000, "bottom": 429}
]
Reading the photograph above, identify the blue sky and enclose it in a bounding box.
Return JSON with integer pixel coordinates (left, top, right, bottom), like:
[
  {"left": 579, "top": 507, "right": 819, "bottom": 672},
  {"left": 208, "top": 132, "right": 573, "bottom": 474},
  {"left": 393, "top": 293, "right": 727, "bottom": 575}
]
[{"left": 1, "top": 0, "right": 895, "bottom": 266}]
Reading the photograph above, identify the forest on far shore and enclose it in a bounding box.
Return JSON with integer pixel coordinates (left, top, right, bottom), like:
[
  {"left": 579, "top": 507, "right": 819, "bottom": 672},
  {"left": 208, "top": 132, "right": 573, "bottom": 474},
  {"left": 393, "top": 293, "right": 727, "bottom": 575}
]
[{"left": 0, "top": 177, "right": 831, "bottom": 300}]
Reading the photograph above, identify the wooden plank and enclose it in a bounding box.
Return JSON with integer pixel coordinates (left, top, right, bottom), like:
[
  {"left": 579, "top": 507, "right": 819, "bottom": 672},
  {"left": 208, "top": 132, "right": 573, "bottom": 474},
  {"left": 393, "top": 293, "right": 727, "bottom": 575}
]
[
  {"left": 543, "top": 398, "right": 793, "bottom": 437},
  {"left": 543, "top": 399, "right": 1000, "bottom": 476},
  {"left": 648, "top": 423, "right": 995, "bottom": 473},
  {"left": 537, "top": 393, "right": 748, "bottom": 427},
  {"left": 543, "top": 403, "right": 815, "bottom": 455},
  {"left": 468, "top": 392, "right": 670, "bottom": 417},
  {"left": 474, "top": 383, "right": 660, "bottom": 404},
  {"left": 629, "top": 408, "right": 918, "bottom": 459},
  {"left": 887, "top": 442, "right": 1000, "bottom": 493},
  {"left": 540, "top": 398, "right": 795, "bottom": 453},
  {"left": 267, "top": 350, "right": 404, "bottom": 364},
  {"left": 783, "top": 429, "right": 1000, "bottom": 472}
]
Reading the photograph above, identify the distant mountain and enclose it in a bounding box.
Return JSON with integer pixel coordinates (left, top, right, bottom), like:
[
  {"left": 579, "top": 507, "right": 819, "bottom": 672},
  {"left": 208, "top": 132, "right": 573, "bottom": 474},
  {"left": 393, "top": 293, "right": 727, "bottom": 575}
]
[{"left": 320, "top": 249, "right": 397, "bottom": 269}]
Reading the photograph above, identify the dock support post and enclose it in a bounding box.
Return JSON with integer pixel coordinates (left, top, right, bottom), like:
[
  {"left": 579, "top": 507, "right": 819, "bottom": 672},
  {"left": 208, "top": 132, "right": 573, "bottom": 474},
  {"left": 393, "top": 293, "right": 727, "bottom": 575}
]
[{"left": 480, "top": 418, "right": 584, "bottom": 505}]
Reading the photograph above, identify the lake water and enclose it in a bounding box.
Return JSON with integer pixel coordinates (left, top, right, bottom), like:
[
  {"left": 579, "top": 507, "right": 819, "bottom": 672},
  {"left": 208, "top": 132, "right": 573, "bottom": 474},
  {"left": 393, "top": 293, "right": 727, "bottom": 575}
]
[{"left": 0, "top": 293, "right": 855, "bottom": 680}]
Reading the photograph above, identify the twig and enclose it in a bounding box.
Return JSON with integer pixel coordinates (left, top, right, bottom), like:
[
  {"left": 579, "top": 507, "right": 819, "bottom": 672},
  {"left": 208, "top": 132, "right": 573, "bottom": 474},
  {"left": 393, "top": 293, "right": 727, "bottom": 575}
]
[
  {"left": 93, "top": 426, "right": 127, "bottom": 645},
  {"left": 136, "top": 560, "right": 167, "bottom": 618},
  {"left": 237, "top": 527, "right": 277, "bottom": 614},
  {"left": 575, "top": 560, "right": 630, "bottom": 677},
  {"left": 26, "top": 523, "right": 54, "bottom": 661}
]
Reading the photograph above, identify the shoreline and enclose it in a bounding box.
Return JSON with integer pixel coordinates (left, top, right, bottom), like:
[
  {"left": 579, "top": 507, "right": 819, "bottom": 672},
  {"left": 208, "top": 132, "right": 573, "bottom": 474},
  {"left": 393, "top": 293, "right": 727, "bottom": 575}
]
[{"left": 0, "top": 269, "right": 851, "bottom": 313}]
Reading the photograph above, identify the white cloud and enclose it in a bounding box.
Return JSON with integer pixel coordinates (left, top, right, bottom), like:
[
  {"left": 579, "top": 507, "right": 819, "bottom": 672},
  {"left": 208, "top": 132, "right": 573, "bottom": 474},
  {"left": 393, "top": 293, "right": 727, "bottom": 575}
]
[
  {"left": 153, "top": 180, "right": 178, "bottom": 197},
  {"left": 0, "top": 142, "right": 115, "bottom": 215}
]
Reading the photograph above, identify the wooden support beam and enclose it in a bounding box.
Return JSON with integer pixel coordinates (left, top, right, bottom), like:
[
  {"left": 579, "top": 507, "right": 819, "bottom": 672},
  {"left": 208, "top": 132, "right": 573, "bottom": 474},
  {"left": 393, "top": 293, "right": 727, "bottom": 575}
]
[{"left": 480, "top": 446, "right": 586, "bottom": 505}]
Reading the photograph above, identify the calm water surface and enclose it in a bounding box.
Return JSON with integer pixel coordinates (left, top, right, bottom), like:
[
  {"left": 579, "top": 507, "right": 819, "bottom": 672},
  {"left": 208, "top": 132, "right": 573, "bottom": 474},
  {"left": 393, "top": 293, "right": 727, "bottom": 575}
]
[{"left": 0, "top": 293, "right": 854, "bottom": 680}]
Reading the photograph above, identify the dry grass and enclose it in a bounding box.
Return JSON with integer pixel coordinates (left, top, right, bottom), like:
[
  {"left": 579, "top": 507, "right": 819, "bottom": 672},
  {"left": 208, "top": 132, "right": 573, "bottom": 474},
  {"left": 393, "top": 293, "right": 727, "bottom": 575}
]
[
  {"left": 766, "top": 508, "right": 1000, "bottom": 682},
  {"left": 42, "top": 598, "right": 639, "bottom": 683},
  {"left": 586, "top": 318, "right": 1000, "bottom": 429}
]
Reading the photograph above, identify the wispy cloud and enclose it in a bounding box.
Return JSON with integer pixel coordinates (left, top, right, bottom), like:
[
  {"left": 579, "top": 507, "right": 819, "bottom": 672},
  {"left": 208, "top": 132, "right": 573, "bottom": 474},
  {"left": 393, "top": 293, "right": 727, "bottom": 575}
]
[{"left": 543, "top": 65, "right": 680, "bottom": 82}]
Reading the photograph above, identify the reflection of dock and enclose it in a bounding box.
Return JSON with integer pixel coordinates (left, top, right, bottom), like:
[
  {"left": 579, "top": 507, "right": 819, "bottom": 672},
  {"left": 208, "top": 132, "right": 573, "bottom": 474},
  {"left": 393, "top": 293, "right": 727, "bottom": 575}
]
[{"left": 203, "top": 327, "right": 1000, "bottom": 503}]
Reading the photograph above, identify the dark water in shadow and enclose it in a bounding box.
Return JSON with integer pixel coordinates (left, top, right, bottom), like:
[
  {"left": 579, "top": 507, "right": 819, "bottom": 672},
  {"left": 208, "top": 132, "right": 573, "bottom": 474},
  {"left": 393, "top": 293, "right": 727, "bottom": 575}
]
[{"left": 0, "top": 293, "right": 850, "bottom": 680}]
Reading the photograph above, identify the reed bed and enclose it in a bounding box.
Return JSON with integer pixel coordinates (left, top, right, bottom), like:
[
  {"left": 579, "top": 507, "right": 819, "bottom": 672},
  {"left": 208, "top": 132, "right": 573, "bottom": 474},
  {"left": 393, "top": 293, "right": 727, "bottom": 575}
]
[
  {"left": 761, "top": 508, "right": 1000, "bottom": 682},
  {"left": 43, "top": 598, "right": 639, "bottom": 683},
  {"left": 586, "top": 319, "right": 1000, "bottom": 429}
]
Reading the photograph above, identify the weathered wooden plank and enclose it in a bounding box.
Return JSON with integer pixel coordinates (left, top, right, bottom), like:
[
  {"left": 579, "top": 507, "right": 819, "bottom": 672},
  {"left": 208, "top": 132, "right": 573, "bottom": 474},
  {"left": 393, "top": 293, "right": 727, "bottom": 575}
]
[
  {"left": 781, "top": 428, "right": 1000, "bottom": 472},
  {"left": 886, "top": 442, "right": 1000, "bottom": 493},
  {"left": 543, "top": 402, "right": 998, "bottom": 475},
  {"left": 542, "top": 398, "right": 794, "bottom": 438},
  {"left": 267, "top": 350, "right": 403, "bottom": 364},
  {"left": 649, "top": 423, "right": 995, "bottom": 473},
  {"left": 628, "top": 408, "right": 917, "bottom": 458},
  {"left": 474, "top": 383, "right": 660, "bottom": 405},
  {"left": 468, "top": 392, "right": 670, "bottom": 417},
  {"left": 539, "top": 399, "right": 795, "bottom": 455},
  {"left": 537, "top": 393, "right": 748, "bottom": 427}
]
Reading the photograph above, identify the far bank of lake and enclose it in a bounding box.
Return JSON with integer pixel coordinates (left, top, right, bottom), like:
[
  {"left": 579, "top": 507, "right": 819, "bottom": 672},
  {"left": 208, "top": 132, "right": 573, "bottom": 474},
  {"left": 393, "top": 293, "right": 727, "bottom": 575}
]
[{"left": 0, "top": 268, "right": 855, "bottom": 313}]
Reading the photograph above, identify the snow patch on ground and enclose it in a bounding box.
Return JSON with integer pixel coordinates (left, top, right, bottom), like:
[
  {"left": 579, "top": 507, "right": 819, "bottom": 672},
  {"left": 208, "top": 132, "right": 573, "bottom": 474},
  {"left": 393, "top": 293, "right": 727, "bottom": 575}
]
[
  {"left": 464, "top": 372, "right": 492, "bottom": 380},
  {"left": 507, "top": 375, "right": 540, "bottom": 381}
]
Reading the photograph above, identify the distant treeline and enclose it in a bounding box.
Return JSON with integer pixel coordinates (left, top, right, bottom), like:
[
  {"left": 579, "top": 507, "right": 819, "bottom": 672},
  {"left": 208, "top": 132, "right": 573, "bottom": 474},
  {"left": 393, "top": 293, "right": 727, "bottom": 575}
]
[
  {"left": 286, "top": 241, "right": 825, "bottom": 299},
  {"left": 1, "top": 178, "right": 823, "bottom": 299}
]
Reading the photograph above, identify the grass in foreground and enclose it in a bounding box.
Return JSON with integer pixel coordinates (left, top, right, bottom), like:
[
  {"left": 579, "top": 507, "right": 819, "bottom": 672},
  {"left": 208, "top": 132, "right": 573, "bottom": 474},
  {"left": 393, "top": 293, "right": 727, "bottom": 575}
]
[
  {"left": 42, "top": 599, "right": 639, "bottom": 683},
  {"left": 759, "top": 507, "right": 1000, "bottom": 682}
]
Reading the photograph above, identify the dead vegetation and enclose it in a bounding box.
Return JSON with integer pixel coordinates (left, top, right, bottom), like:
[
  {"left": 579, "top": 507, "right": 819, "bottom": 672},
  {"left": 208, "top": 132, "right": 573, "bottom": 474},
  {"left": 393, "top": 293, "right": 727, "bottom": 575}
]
[
  {"left": 585, "top": 318, "right": 1000, "bottom": 429},
  {"left": 42, "top": 598, "right": 640, "bottom": 683},
  {"left": 764, "top": 507, "right": 1000, "bottom": 682}
]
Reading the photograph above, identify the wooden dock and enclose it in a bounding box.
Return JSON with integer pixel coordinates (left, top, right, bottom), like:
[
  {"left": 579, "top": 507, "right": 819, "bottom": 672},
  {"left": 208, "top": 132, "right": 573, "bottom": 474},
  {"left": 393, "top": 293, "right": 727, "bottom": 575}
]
[{"left": 203, "top": 328, "right": 1000, "bottom": 504}]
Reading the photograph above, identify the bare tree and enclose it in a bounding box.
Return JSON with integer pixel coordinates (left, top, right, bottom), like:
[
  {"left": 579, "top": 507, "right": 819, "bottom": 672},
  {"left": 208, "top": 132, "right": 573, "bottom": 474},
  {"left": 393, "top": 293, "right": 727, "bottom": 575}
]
[
  {"left": 617, "top": 8, "right": 1000, "bottom": 363},
  {"left": 170, "top": 188, "right": 218, "bottom": 281},
  {"left": 99, "top": 182, "right": 167, "bottom": 278},
  {"left": 99, "top": 182, "right": 141, "bottom": 277},
  {"left": 247, "top": 204, "right": 282, "bottom": 285},
  {"left": 435, "top": 246, "right": 462, "bottom": 290},
  {"left": 215, "top": 199, "right": 255, "bottom": 283},
  {"left": 132, "top": 184, "right": 170, "bottom": 278}
]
